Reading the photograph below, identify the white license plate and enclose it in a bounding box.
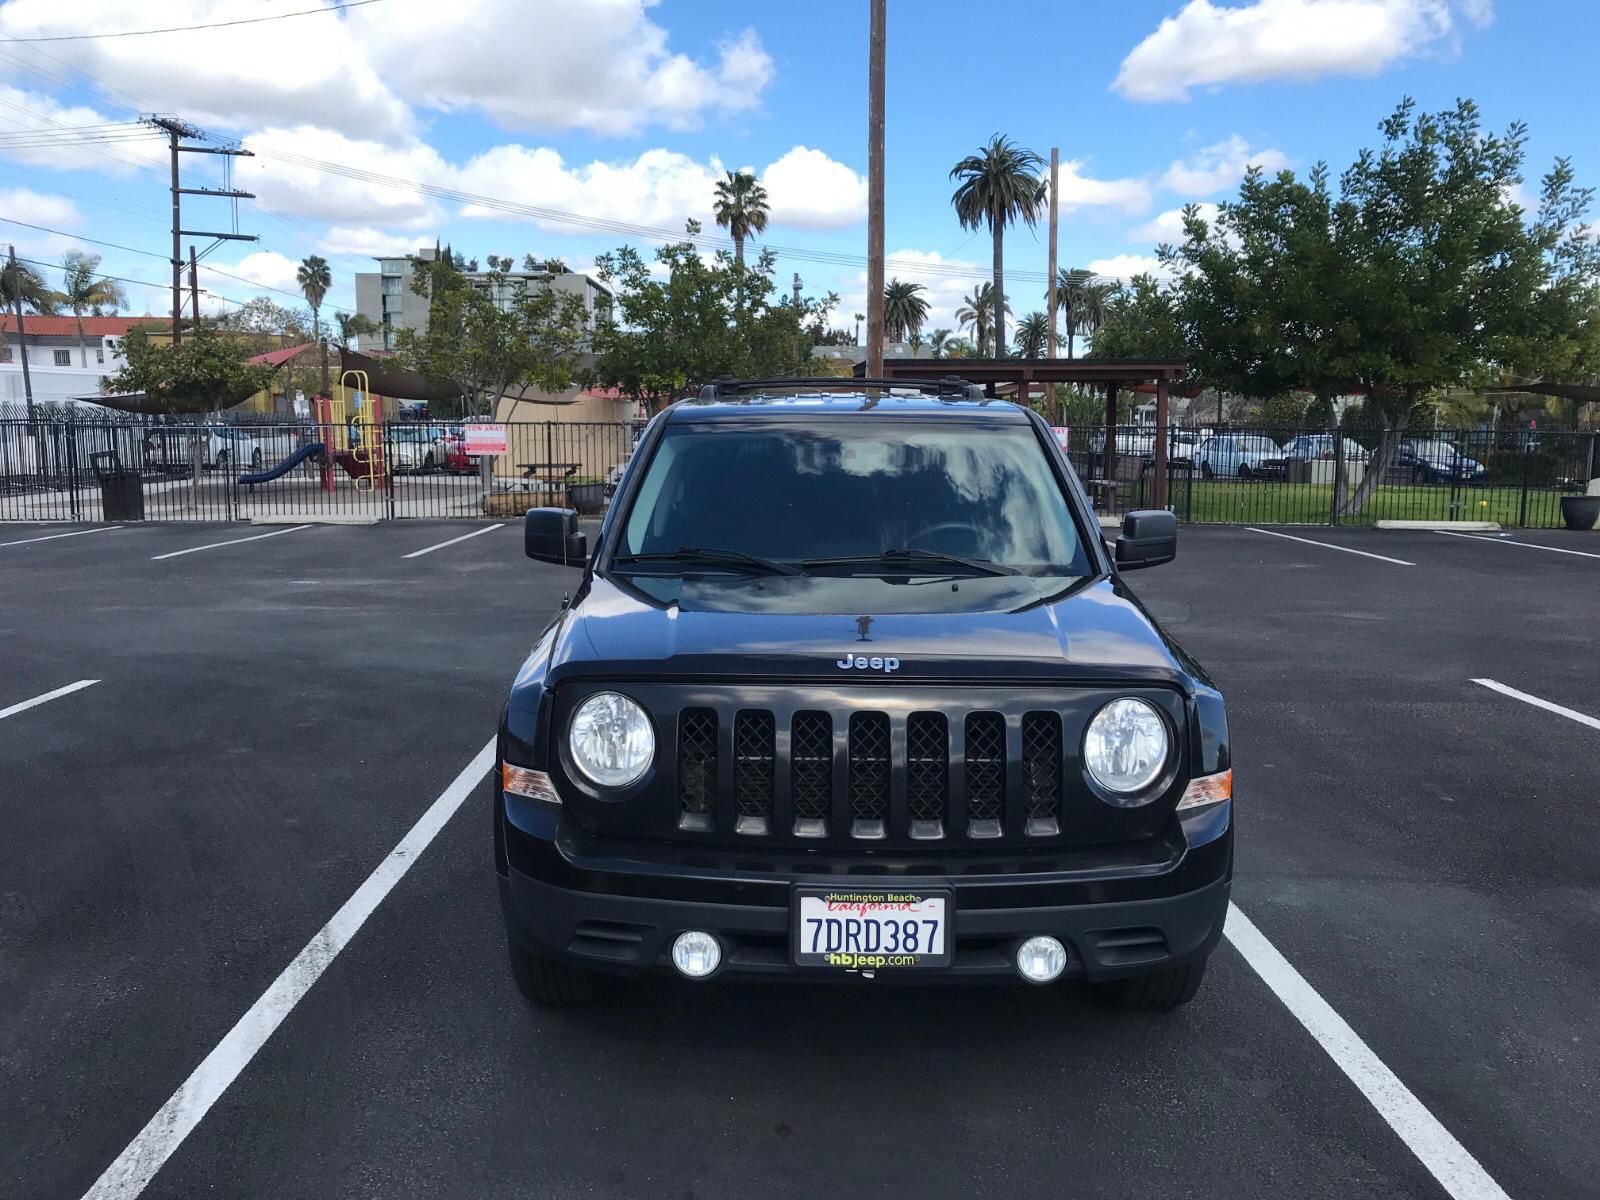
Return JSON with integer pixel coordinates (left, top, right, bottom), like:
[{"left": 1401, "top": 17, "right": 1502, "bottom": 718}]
[{"left": 792, "top": 889, "right": 952, "bottom": 970}]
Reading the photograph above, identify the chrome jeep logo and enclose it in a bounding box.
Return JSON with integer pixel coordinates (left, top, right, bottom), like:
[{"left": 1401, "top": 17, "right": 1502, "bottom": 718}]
[{"left": 836, "top": 654, "right": 899, "bottom": 673}]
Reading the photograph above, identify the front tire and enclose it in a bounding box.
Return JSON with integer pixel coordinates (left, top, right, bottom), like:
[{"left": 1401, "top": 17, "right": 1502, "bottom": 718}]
[
  {"left": 1091, "top": 959, "right": 1208, "bottom": 1012},
  {"left": 507, "top": 941, "right": 610, "bottom": 1008},
  {"left": 1237, "top": 462, "right": 1253, "bottom": 480},
  {"left": 1200, "top": 462, "right": 1215, "bottom": 480}
]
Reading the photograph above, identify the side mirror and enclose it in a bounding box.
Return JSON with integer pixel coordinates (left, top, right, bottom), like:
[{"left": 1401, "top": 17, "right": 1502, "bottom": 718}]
[
  {"left": 1114, "top": 509, "right": 1177, "bottom": 571},
  {"left": 524, "top": 508, "right": 587, "bottom": 567}
]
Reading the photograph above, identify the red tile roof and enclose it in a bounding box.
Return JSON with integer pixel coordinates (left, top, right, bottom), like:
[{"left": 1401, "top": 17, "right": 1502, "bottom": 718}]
[{"left": 0, "top": 315, "right": 169, "bottom": 338}]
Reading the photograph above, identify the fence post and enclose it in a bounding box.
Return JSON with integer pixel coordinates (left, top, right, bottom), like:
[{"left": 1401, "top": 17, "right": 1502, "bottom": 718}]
[
  {"left": 67, "top": 416, "right": 81, "bottom": 521},
  {"left": 1518, "top": 442, "right": 1531, "bottom": 528},
  {"left": 386, "top": 421, "right": 396, "bottom": 520},
  {"left": 1329, "top": 428, "right": 1343, "bottom": 526}
]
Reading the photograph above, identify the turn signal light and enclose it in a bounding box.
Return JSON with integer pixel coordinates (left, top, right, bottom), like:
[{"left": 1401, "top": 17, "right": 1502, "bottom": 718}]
[
  {"left": 502, "top": 763, "right": 560, "bottom": 804},
  {"left": 1176, "top": 769, "right": 1231, "bottom": 811}
]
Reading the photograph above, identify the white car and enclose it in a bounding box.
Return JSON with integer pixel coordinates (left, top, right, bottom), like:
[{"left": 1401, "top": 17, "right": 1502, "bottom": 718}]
[
  {"left": 386, "top": 426, "right": 446, "bottom": 473},
  {"left": 1193, "top": 433, "right": 1286, "bottom": 479},
  {"left": 143, "top": 426, "right": 263, "bottom": 471}
]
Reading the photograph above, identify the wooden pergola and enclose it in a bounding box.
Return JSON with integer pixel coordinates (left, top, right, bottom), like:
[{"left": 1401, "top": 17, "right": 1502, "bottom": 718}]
[{"left": 856, "top": 357, "right": 1189, "bottom": 508}]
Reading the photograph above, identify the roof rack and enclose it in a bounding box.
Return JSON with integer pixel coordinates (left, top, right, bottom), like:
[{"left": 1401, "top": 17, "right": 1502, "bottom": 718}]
[{"left": 696, "top": 376, "right": 986, "bottom": 402}]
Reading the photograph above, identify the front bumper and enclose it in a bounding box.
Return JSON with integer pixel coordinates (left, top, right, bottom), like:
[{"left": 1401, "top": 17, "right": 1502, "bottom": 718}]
[{"left": 497, "top": 793, "right": 1233, "bottom": 984}]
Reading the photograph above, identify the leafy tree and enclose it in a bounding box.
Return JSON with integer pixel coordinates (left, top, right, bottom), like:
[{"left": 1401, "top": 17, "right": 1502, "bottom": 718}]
[
  {"left": 712, "top": 170, "right": 770, "bottom": 271},
  {"left": 928, "top": 328, "right": 952, "bottom": 359},
  {"left": 215, "top": 297, "right": 312, "bottom": 349},
  {"left": 955, "top": 282, "right": 1008, "bottom": 356},
  {"left": 942, "top": 336, "right": 976, "bottom": 358},
  {"left": 334, "top": 310, "right": 378, "bottom": 347},
  {"left": 394, "top": 255, "right": 588, "bottom": 416},
  {"left": 296, "top": 256, "right": 331, "bottom": 343},
  {"left": 883, "top": 277, "right": 930, "bottom": 342},
  {"left": 1, "top": 258, "right": 60, "bottom": 320},
  {"left": 1092, "top": 275, "right": 1186, "bottom": 360},
  {"left": 59, "top": 251, "right": 126, "bottom": 367},
  {"left": 591, "top": 221, "right": 836, "bottom": 413},
  {"left": 950, "top": 135, "right": 1046, "bottom": 354},
  {"left": 1055, "top": 268, "right": 1117, "bottom": 358},
  {"left": 104, "top": 326, "right": 276, "bottom": 413},
  {"left": 1014, "top": 311, "right": 1050, "bottom": 358}
]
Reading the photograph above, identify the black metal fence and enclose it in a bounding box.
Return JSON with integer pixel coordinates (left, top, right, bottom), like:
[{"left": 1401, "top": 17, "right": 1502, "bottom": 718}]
[
  {"left": 0, "top": 416, "right": 637, "bottom": 523},
  {"left": 1061, "top": 424, "right": 1599, "bottom": 527}
]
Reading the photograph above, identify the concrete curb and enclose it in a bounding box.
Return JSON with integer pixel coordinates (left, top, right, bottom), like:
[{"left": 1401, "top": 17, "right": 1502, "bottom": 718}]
[
  {"left": 1374, "top": 520, "right": 1501, "bottom": 532},
  {"left": 250, "top": 515, "right": 381, "bottom": 526}
]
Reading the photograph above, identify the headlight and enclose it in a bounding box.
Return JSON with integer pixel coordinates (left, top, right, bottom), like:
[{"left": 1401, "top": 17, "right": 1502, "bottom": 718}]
[
  {"left": 1083, "top": 698, "right": 1169, "bottom": 798},
  {"left": 568, "top": 692, "right": 655, "bottom": 787}
]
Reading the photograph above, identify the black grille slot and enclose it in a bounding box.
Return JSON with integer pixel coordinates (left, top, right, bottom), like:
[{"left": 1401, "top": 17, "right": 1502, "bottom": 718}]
[
  {"left": 791, "top": 711, "right": 833, "bottom": 837},
  {"left": 906, "top": 712, "right": 948, "bottom": 838},
  {"left": 847, "top": 712, "right": 890, "bottom": 838},
  {"left": 964, "top": 712, "right": 1005, "bottom": 837},
  {"left": 1022, "top": 712, "right": 1062, "bottom": 836},
  {"left": 677, "top": 708, "right": 717, "bottom": 831},
  {"left": 733, "top": 710, "right": 774, "bottom": 835}
]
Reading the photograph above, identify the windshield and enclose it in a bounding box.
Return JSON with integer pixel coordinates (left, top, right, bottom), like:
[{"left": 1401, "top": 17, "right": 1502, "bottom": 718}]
[{"left": 616, "top": 420, "right": 1092, "bottom": 578}]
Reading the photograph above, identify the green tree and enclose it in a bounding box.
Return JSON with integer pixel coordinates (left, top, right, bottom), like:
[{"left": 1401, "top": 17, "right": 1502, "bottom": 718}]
[
  {"left": 883, "top": 277, "right": 930, "bottom": 342},
  {"left": 394, "top": 256, "right": 588, "bottom": 416},
  {"left": 928, "top": 328, "right": 952, "bottom": 359},
  {"left": 1014, "top": 311, "right": 1050, "bottom": 358},
  {"left": 1091, "top": 275, "right": 1185, "bottom": 359},
  {"left": 950, "top": 135, "right": 1046, "bottom": 355},
  {"left": 1, "top": 258, "right": 60, "bottom": 321},
  {"left": 955, "top": 282, "right": 1007, "bottom": 356},
  {"left": 333, "top": 310, "right": 379, "bottom": 347},
  {"left": 59, "top": 251, "right": 126, "bottom": 367},
  {"left": 296, "top": 256, "right": 332, "bottom": 343},
  {"left": 1055, "top": 268, "right": 1117, "bottom": 358},
  {"left": 104, "top": 326, "right": 276, "bottom": 412},
  {"left": 712, "top": 170, "right": 770, "bottom": 271}
]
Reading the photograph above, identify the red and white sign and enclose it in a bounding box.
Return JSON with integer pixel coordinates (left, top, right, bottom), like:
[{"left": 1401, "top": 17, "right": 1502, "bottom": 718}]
[
  {"left": 462, "top": 424, "right": 507, "bottom": 456},
  {"left": 1051, "top": 426, "right": 1070, "bottom": 451}
]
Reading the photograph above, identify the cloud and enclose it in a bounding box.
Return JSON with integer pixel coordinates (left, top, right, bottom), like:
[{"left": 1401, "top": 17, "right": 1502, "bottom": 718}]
[
  {"left": 0, "top": 86, "right": 166, "bottom": 175},
  {"left": 1056, "top": 159, "right": 1152, "bottom": 214},
  {"left": 0, "top": 2, "right": 772, "bottom": 141},
  {"left": 1161, "top": 136, "right": 1288, "bottom": 195},
  {"left": 201, "top": 251, "right": 302, "bottom": 297},
  {"left": 1088, "top": 254, "right": 1172, "bottom": 282},
  {"left": 1113, "top": 0, "right": 1492, "bottom": 103},
  {"left": 319, "top": 226, "right": 430, "bottom": 259},
  {"left": 0, "top": 187, "right": 83, "bottom": 257},
  {"left": 1131, "top": 203, "right": 1222, "bottom": 243},
  {"left": 759, "top": 146, "right": 866, "bottom": 229},
  {"left": 835, "top": 250, "right": 999, "bottom": 342},
  {"left": 236, "top": 127, "right": 448, "bottom": 228}
]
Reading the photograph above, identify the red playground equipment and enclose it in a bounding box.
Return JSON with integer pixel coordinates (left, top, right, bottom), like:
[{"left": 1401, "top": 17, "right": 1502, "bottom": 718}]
[{"left": 314, "top": 370, "right": 387, "bottom": 492}]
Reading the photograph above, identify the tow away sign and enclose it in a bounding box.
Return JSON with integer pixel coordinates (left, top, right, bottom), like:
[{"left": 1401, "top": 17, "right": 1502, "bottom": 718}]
[{"left": 462, "top": 424, "right": 507, "bottom": 456}]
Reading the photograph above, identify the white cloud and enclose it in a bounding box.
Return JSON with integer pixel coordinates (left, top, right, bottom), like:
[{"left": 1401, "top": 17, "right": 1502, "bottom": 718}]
[
  {"left": 1114, "top": 0, "right": 1492, "bottom": 103},
  {"left": 1056, "top": 159, "right": 1151, "bottom": 214},
  {"left": 759, "top": 146, "right": 866, "bottom": 229},
  {"left": 1161, "top": 136, "right": 1288, "bottom": 195},
  {"left": 201, "top": 251, "right": 302, "bottom": 297},
  {"left": 320, "top": 226, "right": 429, "bottom": 259},
  {"left": 236, "top": 128, "right": 448, "bottom": 228},
  {"left": 1087, "top": 254, "right": 1172, "bottom": 282},
  {"left": 0, "top": 2, "right": 772, "bottom": 141},
  {"left": 0, "top": 187, "right": 83, "bottom": 258},
  {"left": 836, "top": 250, "right": 999, "bottom": 344},
  {"left": 0, "top": 86, "right": 166, "bottom": 175},
  {"left": 1131, "top": 203, "right": 1222, "bottom": 243}
]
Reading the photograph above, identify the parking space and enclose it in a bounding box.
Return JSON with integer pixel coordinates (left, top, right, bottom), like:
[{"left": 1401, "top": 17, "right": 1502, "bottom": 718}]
[{"left": 4, "top": 519, "right": 1597, "bottom": 1199}]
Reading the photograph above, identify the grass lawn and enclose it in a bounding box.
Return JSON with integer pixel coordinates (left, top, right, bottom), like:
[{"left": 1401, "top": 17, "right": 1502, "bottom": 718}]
[{"left": 1164, "top": 479, "right": 1570, "bottom": 527}]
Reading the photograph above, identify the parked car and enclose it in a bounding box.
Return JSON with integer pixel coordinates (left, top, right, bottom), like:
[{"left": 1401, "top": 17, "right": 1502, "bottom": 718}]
[
  {"left": 441, "top": 433, "right": 473, "bottom": 475},
  {"left": 1280, "top": 434, "right": 1370, "bottom": 462},
  {"left": 386, "top": 425, "right": 445, "bottom": 473},
  {"left": 1193, "top": 433, "right": 1286, "bottom": 479},
  {"left": 496, "top": 377, "right": 1232, "bottom": 1012},
  {"left": 143, "top": 426, "right": 263, "bottom": 472},
  {"left": 1395, "top": 439, "right": 1485, "bottom": 483}
]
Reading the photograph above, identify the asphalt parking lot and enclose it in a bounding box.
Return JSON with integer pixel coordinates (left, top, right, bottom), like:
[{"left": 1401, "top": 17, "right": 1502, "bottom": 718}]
[{"left": 3, "top": 519, "right": 1598, "bottom": 1200}]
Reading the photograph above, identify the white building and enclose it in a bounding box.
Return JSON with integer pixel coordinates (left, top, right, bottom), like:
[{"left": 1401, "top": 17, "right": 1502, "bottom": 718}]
[{"left": 1, "top": 314, "right": 168, "bottom": 409}]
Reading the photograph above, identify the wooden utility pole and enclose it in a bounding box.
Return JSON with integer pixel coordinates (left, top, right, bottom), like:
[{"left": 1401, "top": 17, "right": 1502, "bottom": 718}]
[
  {"left": 865, "top": 0, "right": 886, "bottom": 378},
  {"left": 166, "top": 125, "right": 182, "bottom": 342},
  {"left": 5, "top": 245, "right": 36, "bottom": 429},
  {"left": 188, "top": 247, "right": 201, "bottom": 329},
  {"left": 1046, "top": 148, "right": 1059, "bottom": 359}
]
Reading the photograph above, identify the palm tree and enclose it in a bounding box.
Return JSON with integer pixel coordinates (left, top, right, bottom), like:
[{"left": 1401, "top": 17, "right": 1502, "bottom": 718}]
[
  {"left": 712, "top": 170, "right": 770, "bottom": 271},
  {"left": 1015, "top": 311, "right": 1050, "bottom": 359},
  {"left": 853, "top": 312, "right": 865, "bottom": 344},
  {"left": 882, "top": 278, "right": 930, "bottom": 343},
  {"left": 334, "top": 311, "right": 378, "bottom": 347},
  {"left": 949, "top": 135, "right": 1046, "bottom": 355},
  {"left": 928, "top": 328, "right": 952, "bottom": 359},
  {"left": 297, "top": 255, "right": 332, "bottom": 343},
  {"left": 1055, "top": 268, "right": 1117, "bottom": 358},
  {"left": 954, "top": 283, "right": 1008, "bottom": 356},
  {"left": 59, "top": 251, "right": 126, "bottom": 367},
  {"left": 1, "top": 259, "right": 60, "bottom": 318}
]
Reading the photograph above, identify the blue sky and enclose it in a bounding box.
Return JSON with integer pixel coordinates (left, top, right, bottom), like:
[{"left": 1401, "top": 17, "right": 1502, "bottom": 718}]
[{"left": 0, "top": 0, "right": 1594, "bottom": 341}]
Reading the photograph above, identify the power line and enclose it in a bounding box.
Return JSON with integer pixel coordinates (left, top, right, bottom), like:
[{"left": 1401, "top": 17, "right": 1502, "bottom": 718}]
[
  {"left": 8, "top": 251, "right": 251, "bottom": 307},
  {"left": 0, "top": 0, "right": 388, "bottom": 43}
]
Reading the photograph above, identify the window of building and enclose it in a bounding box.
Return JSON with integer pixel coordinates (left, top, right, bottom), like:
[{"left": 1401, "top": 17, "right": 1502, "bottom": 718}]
[
  {"left": 53, "top": 349, "right": 71, "bottom": 366},
  {"left": 96, "top": 346, "right": 105, "bottom": 363},
  {"left": 0, "top": 346, "right": 12, "bottom": 364},
  {"left": 381, "top": 275, "right": 403, "bottom": 295}
]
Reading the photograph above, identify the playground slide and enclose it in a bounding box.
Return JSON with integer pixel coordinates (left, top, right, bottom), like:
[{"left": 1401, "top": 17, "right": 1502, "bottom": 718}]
[{"left": 238, "top": 442, "right": 326, "bottom": 486}]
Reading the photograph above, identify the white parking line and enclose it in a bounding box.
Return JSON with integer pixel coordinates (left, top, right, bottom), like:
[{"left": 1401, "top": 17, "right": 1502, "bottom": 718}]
[
  {"left": 1434, "top": 529, "right": 1600, "bottom": 560},
  {"left": 78, "top": 738, "right": 497, "bottom": 1200},
  {"left": 0, "top": 526, "right": 121, "bottom": 548},
  {"left": 1471, "top": 678, "right": 1600, "bottom": 731},
  {"left": 402, "top": 522, "right": 506, "bottom": 559},
  {"left": 1245, "top": 527, "right": 1416, "bottom": 566},
  {"left": 0, "top": 679, "right": 99, "bottom": 722},
  {"left": 1226, "top": 904, "right": 1510, "bottom": 1200},
  {"left": 150, "top": 525, "right": 312, "bottom": 561}
]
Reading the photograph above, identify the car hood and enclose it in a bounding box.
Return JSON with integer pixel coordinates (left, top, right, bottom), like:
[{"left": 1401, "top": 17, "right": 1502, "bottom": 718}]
[{"left": 541, "top": 574, "right": 1194, "bottom": 688}]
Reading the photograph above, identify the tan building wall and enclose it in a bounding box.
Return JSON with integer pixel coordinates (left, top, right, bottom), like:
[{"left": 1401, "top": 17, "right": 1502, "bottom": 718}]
[{"left": 492, "top": 386, "right": 641, "bottom": 482}]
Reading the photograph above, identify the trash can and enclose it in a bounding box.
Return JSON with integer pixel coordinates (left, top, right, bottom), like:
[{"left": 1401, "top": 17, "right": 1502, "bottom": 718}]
[
  {"left": 1285, "top": 456, "right": 1312, "bottom": 484},
  {"left": 91, "top": 450, "right": 145, "bottom": 521}
]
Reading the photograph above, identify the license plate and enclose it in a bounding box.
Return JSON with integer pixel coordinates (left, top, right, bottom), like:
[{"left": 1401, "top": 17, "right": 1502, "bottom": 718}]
[{"left": 792, "top": 888, "right": 952, "bottom": 970}]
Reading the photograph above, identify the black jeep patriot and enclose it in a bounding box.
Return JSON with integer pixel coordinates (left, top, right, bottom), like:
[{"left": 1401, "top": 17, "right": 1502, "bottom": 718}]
[{"left": 494, "top": 378, "right": 1232, "bottom": 1011}]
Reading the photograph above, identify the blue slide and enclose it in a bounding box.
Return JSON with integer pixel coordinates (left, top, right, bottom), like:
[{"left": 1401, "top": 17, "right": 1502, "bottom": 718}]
[{"left": 238, "top": 442, "right": 326, "bottom": 487}]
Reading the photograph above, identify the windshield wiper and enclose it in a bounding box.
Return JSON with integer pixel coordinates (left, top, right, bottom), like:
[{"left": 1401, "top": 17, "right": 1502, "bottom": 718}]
[
  {"left": 801, "top": 548, "right": 1019, "bottom": 577},
  {"left": 611, "top": 546, "right": 805, "bottom": 576}
]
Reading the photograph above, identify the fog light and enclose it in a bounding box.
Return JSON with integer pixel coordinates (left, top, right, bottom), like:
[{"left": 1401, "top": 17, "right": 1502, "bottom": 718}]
[
  {"left": 671, "top": 931, "right": 721, "bottom": 979},
  {"left": 1016, "top": 936, "right": 1067, "bottom": 983}
]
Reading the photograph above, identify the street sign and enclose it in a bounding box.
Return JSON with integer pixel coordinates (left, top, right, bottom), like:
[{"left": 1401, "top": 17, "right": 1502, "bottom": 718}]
[
  {"left": 463, "top": 424, "right": 508, "bottom": 456},
  {"left": 1051, "top": 426, "right": 1070, "bottom": 451}
]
